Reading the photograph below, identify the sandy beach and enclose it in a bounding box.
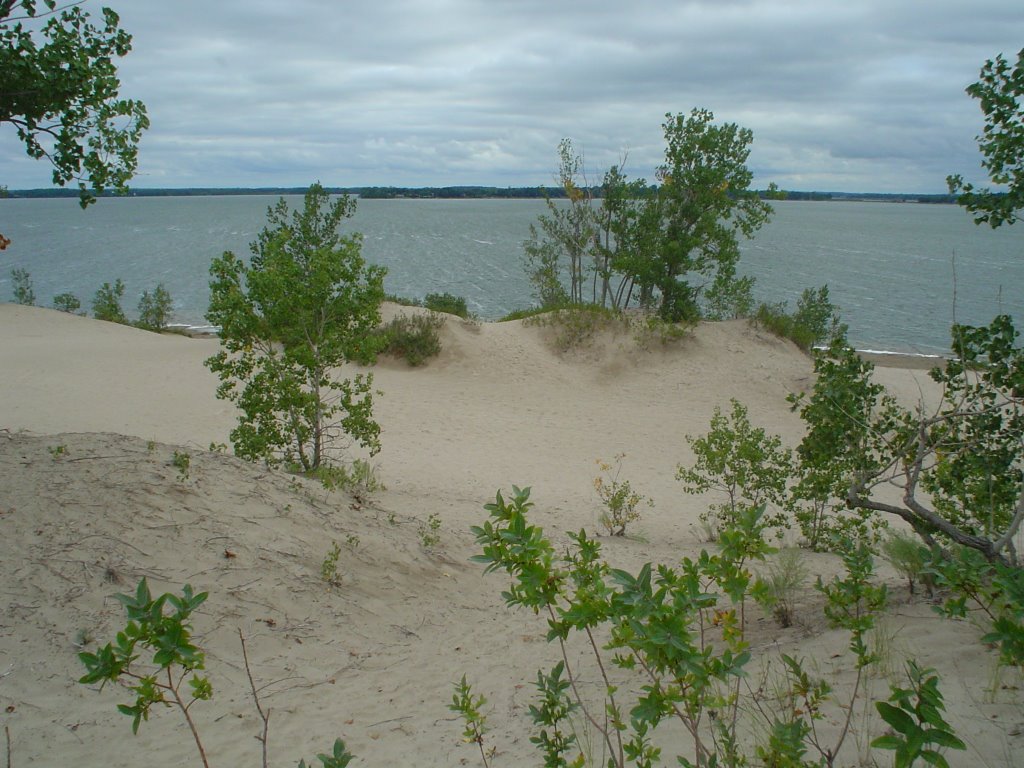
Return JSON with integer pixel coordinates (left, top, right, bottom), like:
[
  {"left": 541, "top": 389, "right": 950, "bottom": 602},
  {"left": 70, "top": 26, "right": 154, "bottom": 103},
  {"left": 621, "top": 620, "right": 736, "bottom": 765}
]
[{"left": 1, "top": 302, "right": 1020, "bottom": 766}]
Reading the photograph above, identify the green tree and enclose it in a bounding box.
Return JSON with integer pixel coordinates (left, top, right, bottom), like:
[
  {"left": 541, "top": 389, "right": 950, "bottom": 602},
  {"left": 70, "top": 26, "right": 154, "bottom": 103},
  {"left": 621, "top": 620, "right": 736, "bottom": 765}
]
[
  {"left": 206, "top": 183, "right": 386, "bottom": 471},
  {"left": 92, "top": 278, "right": 126, "bottom": 323},
  {"left": 522, "top": 138, "right": 595, "bottom": 308},
  {"left": 794, "top": 317, "right": 1024, "bottom": 564},
  {"left": 136, "top": 283, "right": 173, "bottom": 332},
  {"left": 947, "top": 48, "right": 1024, "bottom": 228},
  {"left": 10, "top": 266, "right": 34, "bottom": 304},
  {"left": 0, "top": 1, "right": 148, "bottom": 207},
  {"left": 653, "top": 109, "right": 772, "bottom": 322}
]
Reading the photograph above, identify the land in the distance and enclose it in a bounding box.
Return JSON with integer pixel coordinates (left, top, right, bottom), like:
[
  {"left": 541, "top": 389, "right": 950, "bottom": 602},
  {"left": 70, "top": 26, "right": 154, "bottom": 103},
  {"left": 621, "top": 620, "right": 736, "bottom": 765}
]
[{"left": 2, "top": 185, "right": 958, "bottom": 203}]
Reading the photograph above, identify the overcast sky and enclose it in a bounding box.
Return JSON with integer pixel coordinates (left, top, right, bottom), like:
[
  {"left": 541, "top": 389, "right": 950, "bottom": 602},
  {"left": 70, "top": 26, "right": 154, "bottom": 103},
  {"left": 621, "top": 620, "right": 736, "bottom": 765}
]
[{"left": 4, "top": 0, "right": 1024, "bottom": 193}]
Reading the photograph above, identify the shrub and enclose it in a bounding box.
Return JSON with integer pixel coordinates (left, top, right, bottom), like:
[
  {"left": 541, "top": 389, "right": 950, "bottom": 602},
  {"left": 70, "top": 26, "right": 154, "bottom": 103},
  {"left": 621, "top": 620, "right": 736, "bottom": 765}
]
[
  {"left": 754, "top": 285, "right": 845, "bottom": 352},
  {"left": 92, "top": 278, "right": 127, "bottom": 323},
  {"left": 377, "top": 312, "right": 444, "bottom": 366},
  {"left": 760, "top": 547, "right": 809, "bottom": 627},
  {"left": 53, "top": 292, "right": 82, "bottom": 313},
  {"left": 423, "top": 291, "right": 469, "bottom": 318},
  {"left": 137, "top": 283, "right": 173, "bottom": 331},
  {"left": 498, "top": 305, "right": 549, "bottom": 322},
  {"left": 593, "top": 453, "right": 652, "bottom": 536},
  {"left": 527, "top": 304, "right": 622, "bottom": 352},
  {"left": 678, "top": 399, "right": 793, "bottom": 538},
  {"left": 10, "top": 267, "right": 34, "bottom": 305},
  {"left": 881, "top": 531, "right": 933, "bottom": 596}
]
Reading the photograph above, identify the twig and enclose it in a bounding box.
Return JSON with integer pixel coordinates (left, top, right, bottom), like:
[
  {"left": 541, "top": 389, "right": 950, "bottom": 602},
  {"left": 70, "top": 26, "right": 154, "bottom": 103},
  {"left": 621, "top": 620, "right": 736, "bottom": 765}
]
[
  {"left": 5, "top": 724, "right": 11, "bottom": 768},
  {"left": 239, "top": 629, "right": 271, "bottom": 768}
]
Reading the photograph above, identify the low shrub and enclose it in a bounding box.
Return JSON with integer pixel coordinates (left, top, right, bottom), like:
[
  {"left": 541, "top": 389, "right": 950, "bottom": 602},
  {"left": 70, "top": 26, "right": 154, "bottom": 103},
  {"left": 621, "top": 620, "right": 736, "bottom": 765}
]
[
  {"left": 376, "top": 312, "right": 444, "bottom": 366},
  {"left": 53, "top": 292, "right": 82, "bottom": 314},
  {"left": 498, "top": 305, "right": 549, "bottom": 322},
  {"left": 526, "top": 304, "right": 623, "bottom": 352},
  {"left": 423, "top": 291, "right": 469, "bottom": 318}
]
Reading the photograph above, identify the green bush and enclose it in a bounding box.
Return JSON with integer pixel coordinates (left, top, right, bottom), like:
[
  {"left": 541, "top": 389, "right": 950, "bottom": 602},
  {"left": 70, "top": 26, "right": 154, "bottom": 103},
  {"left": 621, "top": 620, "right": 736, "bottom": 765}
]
[
  {"left": 527, "top": 304, "right": 622, "bottom": 352},
  {"left": 377, "top": 312, "right": 444, "bottom": 366},
  {"left": 92, "top": 278, "right": 127, "bottom": 323},
  {"left": 498, "top": 305, "right": 549, "bottom": 322},
  {"left": 423, "top": 291, "right": 469, "bottom": 318},
  {"left": 53, "top": 292, "right": 82, "bottom": 313},
  {"left": 754, "top": 285, "right": 845, "bottom": 352}
]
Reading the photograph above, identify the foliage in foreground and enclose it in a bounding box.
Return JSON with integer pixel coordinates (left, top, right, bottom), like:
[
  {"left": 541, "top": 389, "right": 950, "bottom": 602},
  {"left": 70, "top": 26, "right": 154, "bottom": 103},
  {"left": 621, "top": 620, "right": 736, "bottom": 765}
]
[
  {"left": 78, "top": 578, "right": 353, "bottom": 768},
  {"left": 466, "top": 486, "right": 932, "bottom": 767},
  {"left": 0, "top": 1, "right": 149, "bottom": 207},
  {"left": 206, "top": 183, "right": 386, "bottom": 470},
  {"left": 947, "top": 46, "right": 1024, "bottom": 228}
]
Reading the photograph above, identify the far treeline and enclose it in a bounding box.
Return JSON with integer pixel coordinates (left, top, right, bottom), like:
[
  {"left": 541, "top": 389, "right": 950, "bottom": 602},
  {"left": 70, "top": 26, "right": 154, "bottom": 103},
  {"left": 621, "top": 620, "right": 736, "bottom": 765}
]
[{"left": 0, "top": 183, "right": 958, "bottom": 203}]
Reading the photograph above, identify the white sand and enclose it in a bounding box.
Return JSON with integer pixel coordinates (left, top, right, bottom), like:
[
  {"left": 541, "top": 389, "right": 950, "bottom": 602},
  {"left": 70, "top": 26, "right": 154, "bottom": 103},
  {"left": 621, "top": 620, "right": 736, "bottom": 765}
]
[{"left": 0, "top": 302, "right": 1019, "bottom": 766}]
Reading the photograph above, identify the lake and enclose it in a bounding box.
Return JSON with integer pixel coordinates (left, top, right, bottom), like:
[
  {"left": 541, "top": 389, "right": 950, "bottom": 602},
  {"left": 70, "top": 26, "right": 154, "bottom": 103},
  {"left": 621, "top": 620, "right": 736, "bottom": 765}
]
[{"left": 2, "top": 196, "right": 1022, "bottom": 356}]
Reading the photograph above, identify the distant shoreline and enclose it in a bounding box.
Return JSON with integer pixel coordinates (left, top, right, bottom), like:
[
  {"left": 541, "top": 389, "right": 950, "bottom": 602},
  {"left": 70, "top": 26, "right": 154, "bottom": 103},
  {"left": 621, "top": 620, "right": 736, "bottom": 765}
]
[{"left": 1, "top": 186, "right": 959, "bottom": 204}]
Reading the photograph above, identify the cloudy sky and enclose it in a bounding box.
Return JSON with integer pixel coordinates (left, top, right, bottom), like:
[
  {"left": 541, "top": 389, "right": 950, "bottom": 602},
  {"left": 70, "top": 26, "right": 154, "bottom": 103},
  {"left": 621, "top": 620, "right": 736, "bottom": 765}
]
[{"left": 4, "top": 0, "right": 1024, "bottom": 192}]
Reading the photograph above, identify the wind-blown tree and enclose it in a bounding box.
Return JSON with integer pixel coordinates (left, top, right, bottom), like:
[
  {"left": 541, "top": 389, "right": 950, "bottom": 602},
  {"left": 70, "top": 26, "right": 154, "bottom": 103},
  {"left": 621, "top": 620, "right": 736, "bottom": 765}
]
[
  {"left": 947, "top": 47, "right": 1024, "bottom": 228},
  {"left": 0, "top": 1, "right": 148, "bottom": 207},
  {"left": 206, "top": 183, "right": 386, "bottom": 471}
]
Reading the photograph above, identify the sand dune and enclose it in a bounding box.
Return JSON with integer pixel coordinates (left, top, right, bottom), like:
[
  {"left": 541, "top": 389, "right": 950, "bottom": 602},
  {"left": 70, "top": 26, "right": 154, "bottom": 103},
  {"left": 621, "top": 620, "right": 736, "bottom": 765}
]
[{"left": 0, "top": 302, "right": 1019, "bottom": 766}]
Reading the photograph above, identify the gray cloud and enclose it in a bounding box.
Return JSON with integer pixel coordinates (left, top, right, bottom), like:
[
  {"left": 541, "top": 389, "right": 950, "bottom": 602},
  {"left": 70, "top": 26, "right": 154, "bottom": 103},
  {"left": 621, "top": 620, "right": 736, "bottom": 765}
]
[{"left": 2, "top": 0, "right": 1023, "bottom": 191}]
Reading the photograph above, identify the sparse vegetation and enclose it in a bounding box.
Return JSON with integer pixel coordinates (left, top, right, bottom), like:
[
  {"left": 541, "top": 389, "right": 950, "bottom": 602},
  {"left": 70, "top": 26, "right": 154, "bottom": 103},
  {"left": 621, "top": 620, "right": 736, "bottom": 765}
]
[
  {"left": 172, "top": 450, "right": 190, "bottom": 481},
  {"left": 420, "top": 512, "right": 442, "bottom": 548},
  {"left": 376, "top": 311, "right": 444, "bottom": 365},
  {"left": 760, "top": 547, "right": 809, "bottom": 628},
  {"left": 53, "top": 292, "right": 82, "bottom": 313},
  {"left": 424, "top": 291, "right": 469, "bottom": 318},
  {"left": 321, "top": 542, "right": 342, "bottom": 586},
  {"left": 593, "top": 453, "right": 652, "bottom": 536}
]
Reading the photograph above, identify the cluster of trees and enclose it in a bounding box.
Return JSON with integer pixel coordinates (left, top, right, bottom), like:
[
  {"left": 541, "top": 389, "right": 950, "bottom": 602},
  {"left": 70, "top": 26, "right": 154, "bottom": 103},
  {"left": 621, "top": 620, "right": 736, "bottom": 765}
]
[
  {"left": 8, "top": 267, "right": 174, "bottom": 331},
  {"left": 524, "top": 109, "right": 773, "bottom": 323}
]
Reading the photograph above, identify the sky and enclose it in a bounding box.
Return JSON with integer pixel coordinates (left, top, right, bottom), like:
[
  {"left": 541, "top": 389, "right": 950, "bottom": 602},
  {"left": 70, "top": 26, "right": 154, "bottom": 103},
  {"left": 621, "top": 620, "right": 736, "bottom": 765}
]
[{"left": 3, "top": 0, "right": 1024, "bottom": 193}]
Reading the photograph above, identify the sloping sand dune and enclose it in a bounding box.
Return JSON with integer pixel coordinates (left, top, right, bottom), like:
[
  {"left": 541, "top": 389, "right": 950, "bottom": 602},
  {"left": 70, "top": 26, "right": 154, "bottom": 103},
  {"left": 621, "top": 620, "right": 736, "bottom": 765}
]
[{"left": 1, "top": 303, "right": 1019, "bottom": 766}]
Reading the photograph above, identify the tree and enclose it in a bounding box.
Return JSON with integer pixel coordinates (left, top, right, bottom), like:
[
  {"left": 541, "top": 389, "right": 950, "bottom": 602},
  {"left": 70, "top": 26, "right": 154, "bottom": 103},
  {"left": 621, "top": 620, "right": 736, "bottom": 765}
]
[
  {"left": 523, "top": 110, "right": 769, "bottom": 321},
  {"left": 653, "top": 109, "right": 772, "bottom": 322},
  {"left": 947, "top": 48, "right": 1024, "bottom": 228},
  {"left": 92, "top": 278, "right": 125, "bottom": 323},
  {"left": 136, "top": 283, "right": 172, "bottom": 332},
  {"left": 206, "top": 183, "right": 387, "bottom": 471},
  {"left": 794, "top": 317, "right": 1024, "bottom": 565},
  {"left": 0, "top": 1, "right": 148, "bottom": 207},
  {"left": 10, "top": 266, "right": 33, "bottom": 304}
]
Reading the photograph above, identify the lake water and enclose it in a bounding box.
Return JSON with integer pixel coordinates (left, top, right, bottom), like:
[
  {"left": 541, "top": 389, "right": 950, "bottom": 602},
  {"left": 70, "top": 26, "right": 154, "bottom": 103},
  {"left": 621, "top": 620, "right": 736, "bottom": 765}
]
[{"left": 2, "top": 196, "right": 1022, "bottom": 356}]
